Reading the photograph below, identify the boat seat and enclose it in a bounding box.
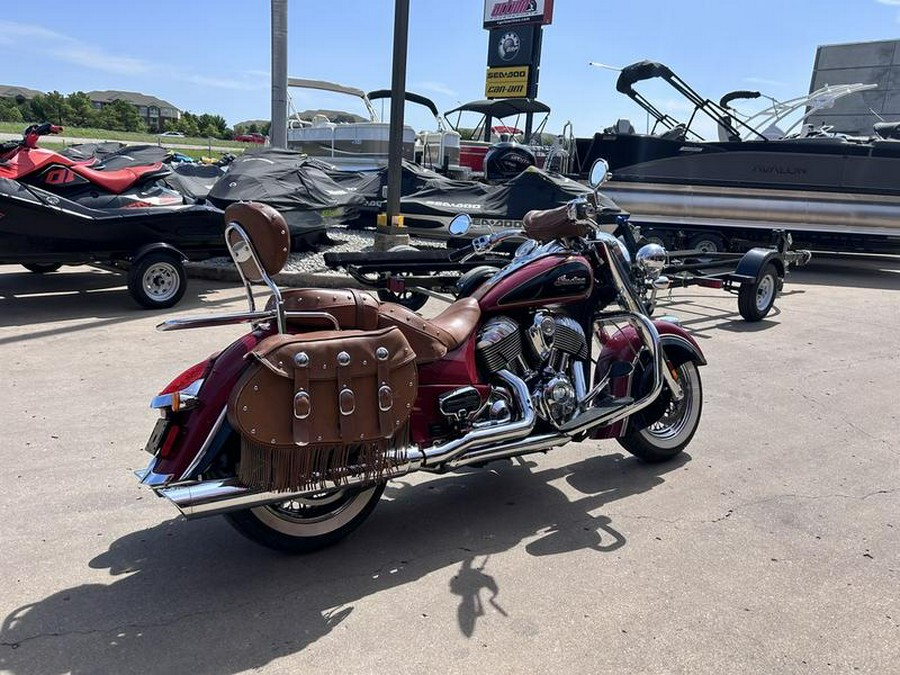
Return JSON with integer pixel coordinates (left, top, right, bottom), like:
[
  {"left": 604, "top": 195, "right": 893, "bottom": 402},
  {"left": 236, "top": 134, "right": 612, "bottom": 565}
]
[{"left": 312, "top": 114, "right": 333, "bottom": 128}]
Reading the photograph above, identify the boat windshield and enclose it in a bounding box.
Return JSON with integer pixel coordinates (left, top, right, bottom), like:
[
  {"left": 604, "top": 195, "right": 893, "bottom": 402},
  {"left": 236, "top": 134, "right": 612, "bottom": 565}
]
[{"left": 444, "top": 99, "right": 552, "bottom": 144}]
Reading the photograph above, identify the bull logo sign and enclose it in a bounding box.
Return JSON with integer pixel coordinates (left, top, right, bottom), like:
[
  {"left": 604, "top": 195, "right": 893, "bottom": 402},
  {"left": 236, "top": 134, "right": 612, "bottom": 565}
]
[{"left": 483, "top": 0, "right": 554, "bottom": 28}]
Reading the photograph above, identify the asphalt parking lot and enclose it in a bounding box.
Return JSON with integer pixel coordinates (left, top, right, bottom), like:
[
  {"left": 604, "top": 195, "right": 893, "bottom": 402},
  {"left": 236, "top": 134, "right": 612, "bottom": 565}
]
[{"left": 0, "top": 255, "right": 898, "bottom": 674}]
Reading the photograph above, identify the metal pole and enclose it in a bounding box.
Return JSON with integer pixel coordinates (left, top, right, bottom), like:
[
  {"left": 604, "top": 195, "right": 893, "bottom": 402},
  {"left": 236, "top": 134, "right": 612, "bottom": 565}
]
[
  {"left": 270, "top": 0, "right": 288, "bottom": 149},
  {"left": 385, "top": 0, "right": 409, "bottom": 226}
]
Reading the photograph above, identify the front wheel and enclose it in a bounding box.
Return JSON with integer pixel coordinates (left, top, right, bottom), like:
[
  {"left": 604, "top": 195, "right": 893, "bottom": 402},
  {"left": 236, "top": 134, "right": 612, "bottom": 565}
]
[
  {"left": 127, "top": 252, "right": 186, "bottom": 309},
  {"left": 618, "top": 360, "right": 703, "bottom": 462},
  {"left": 224, "top": 483, "right": 385, "bottom": 553}
]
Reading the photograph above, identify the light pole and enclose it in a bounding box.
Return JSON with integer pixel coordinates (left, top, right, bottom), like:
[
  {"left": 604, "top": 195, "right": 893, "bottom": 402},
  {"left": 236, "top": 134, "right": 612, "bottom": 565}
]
[
  {"left": 377, "top": 0, "right": 411, "bottom": 251},
  {"left": 270, "top": 0, "right": 288, "bottom": 148}
]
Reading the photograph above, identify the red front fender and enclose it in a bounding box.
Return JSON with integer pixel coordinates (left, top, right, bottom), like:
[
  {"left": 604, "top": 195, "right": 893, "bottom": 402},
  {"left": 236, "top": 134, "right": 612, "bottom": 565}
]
[{"left": 591, "top": 319, "right": 704, "bottom": 439}]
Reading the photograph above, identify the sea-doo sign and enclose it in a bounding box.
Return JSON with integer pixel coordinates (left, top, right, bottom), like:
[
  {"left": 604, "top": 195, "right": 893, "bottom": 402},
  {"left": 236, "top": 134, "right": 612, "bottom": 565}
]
[
  {"left": 483, "top": 0, "right": 554, "bottom": 28},
  {"left": 485, "top": 66, "right": 530, "bottom": 98}
]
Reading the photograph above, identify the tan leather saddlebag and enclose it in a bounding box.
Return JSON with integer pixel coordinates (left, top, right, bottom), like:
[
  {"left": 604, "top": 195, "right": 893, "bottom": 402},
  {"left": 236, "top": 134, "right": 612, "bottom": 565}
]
[{"left": 228, "top": 327, "right": 417, "bottom": 492}]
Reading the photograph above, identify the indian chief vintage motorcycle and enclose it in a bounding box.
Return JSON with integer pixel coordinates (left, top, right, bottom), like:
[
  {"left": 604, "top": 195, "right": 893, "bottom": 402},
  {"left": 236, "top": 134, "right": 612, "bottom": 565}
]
[{"left": 135, "top": 160, "right": 706, "bottom": 553}]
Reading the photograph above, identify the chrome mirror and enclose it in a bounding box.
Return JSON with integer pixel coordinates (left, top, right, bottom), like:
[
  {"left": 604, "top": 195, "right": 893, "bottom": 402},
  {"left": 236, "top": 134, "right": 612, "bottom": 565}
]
[
  {"left": 448, "top": 213, "right": 472, "bottom": 236},
  {"left": 588, "top": 159, "right": 610, "bottom": 188}
]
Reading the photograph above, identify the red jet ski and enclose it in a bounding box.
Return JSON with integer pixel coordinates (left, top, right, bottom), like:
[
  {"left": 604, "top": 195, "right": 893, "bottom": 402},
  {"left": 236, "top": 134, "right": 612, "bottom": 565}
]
[{"left": 0, "top": 122, "right": 183, "bottom": 209}]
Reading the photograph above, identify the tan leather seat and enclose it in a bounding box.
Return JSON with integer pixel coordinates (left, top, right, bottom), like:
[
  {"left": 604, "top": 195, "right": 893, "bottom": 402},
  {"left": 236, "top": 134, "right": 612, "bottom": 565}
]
[{"left": 378, "top": 298, "right": 481, "bottom": 364}]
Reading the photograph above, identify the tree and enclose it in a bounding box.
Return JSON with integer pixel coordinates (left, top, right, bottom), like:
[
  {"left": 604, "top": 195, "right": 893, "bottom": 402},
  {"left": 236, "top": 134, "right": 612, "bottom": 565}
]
[
  {"left": 0, "top": 99, "right": 24, "bottom": 123},
  {"left": 175, "top": 111, "right": 200, "bottom": 137},
  {"left": 95, "top": 99, "right": 146, "bottom": 132},
  {"left": 29, "top": 91, "right": 71, "bottom": 125},
  {"left": 65, "top": 92, "right": 97, "bottom": 127}
]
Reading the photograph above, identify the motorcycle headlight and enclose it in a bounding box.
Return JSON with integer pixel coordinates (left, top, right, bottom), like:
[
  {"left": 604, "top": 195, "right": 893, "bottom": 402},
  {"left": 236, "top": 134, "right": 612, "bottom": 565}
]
[{"left": 636, "top": 243, "right": 668, "bottom": 277}]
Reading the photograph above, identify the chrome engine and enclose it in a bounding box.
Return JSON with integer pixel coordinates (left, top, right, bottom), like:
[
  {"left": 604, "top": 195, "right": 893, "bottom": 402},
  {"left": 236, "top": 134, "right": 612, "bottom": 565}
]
[{"left": 475, "top": 311, "right": 589, "bottom": 428}]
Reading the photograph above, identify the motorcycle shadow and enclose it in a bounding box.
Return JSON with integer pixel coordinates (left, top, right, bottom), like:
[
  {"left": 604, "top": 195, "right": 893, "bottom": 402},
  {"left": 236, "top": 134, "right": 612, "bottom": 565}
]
[{"left": 0, "top": 450, "right": 689, "bottom": 675}]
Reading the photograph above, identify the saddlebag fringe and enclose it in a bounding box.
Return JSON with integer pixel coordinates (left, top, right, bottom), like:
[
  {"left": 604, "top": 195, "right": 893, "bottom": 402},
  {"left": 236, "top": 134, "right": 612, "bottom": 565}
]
[
  {"left": 228, "top": 326, "right": 417, "bottom": 492},
  {"left": 238, "top": 422, "right": 409, "bottom": 493}
]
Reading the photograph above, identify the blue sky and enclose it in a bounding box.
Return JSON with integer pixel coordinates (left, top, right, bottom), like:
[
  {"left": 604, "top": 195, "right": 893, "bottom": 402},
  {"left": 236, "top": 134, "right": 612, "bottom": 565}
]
[{"left": 1, "top": 1, "right": 899, "bottom": 134}]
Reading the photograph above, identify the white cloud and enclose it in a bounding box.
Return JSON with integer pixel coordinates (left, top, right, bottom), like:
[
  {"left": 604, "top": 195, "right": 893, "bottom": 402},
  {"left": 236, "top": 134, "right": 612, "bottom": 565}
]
[
  {"left": 875, "top": 0, "right": 900, "bottom": 5},
  {"left": 0, "top": 20, "right": 153, "bottom": 76},
  {"left": 744, "top": 77, "right": 788, "bottom": 88},
  {"left": 415, "top": 81, "right": 458, "bottom": 98},
  {"left": 0, "top": 20, "right": 262, "bottom": 90}
]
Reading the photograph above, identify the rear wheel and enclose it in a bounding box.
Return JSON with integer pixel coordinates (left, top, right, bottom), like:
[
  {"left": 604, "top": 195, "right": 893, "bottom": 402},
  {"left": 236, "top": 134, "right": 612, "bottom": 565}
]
[
  {"left": 224, "top": 483, "right": 385, "bottom": 553},
  {"left": 618, "top": 360, "right": 703, "bottom": 462},
  {"left": 23, "top": 263, "right": 61, "bottom": 274},
  {"left": 127, "top": 252, "right": 186, "bottom": 309},
  {"left": 738, "top": 262, "right": 778, "bottom": 321}
]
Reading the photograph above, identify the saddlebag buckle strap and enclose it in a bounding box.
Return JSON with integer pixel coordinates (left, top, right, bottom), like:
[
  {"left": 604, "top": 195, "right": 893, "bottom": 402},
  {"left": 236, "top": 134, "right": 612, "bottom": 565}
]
[
  {"left": 336, "top": 350, "right": 355, "bottom": 439},
  {"left": 376, "top": 344, "right": 393, "bottom": 435},
  {"left": 292, "top": 354, "right": 311, "bottom": 444}
]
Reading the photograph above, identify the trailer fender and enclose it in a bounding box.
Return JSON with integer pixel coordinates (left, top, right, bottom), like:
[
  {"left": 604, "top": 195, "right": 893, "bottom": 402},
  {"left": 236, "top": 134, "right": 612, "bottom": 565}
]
[
  {"left": 130, "top": 242, "right": 188, "bottom": 266},
  {"left": 734, "top": 247, "right": 784, "bottom": 282}
]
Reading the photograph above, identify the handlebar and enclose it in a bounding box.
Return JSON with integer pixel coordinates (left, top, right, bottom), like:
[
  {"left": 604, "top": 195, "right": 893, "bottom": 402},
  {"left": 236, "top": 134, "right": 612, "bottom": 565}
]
[
  {"left": 448, "top": 228, "right": 524, "bottom": 262},
  {"left": 22, "top": 122, "right": 63, "bottom": 149}
]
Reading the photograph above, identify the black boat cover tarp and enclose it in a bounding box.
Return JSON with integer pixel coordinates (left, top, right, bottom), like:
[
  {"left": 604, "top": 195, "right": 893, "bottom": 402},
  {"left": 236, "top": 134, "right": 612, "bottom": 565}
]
[
  {"left": 60, "top": 143, "right": 170, "bottom": 169},
  {"left": 206, "top": 149, "right": 366, "bottom": 245},
  {"left": 207, "top": 149, "right": 363, "bottom": 211},
  {"left": 397, "top": 165, "right": 624, "bottom": 235},
  {"left": 164, "top": 163, "right": 226, "bottom": 201}
]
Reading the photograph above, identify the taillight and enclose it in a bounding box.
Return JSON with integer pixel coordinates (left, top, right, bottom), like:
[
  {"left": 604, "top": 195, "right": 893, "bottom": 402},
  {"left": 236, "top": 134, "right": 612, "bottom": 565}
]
[
  {"left": 159, "top": 424, "right": 182, "bottom": 459},
  {"left": 159, "top": 359, "right": 213, "bottom": 395}
]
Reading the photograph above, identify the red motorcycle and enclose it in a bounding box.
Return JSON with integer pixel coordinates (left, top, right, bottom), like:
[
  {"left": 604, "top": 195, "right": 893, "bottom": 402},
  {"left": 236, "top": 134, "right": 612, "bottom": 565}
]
[
  {"left": 136, "top": 161, "right": 705, "bottom": 553},
  {"left": 0, "top": 122, "right": 181, "bottom": 210}
]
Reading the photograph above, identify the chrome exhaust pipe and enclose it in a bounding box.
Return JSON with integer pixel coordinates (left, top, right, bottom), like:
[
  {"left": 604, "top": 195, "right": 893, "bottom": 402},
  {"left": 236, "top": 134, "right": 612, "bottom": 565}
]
[
  {"left": 157, "top": 370, "right": 535, "bottom": 519},
  {"left": 157, "top": 357, "right": 657, "bottom": 519},
  {"left": 419, "top": 369, "right": 536, "bottom": 467},
  {"left": 447, "top": 431, "right": 568, "bottom": 469},
  {"left": 159, "top": 447, "right": 425, "bottom": 519}
]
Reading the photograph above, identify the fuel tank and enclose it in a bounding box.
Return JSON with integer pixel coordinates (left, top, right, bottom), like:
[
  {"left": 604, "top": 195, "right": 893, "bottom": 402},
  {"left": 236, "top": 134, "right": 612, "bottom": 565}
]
[{"left": 473, "top": 253, "right": 593, "bottom": 312}]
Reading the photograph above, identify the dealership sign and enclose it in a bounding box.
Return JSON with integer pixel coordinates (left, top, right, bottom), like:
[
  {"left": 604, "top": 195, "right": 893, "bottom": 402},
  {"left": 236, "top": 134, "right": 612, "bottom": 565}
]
[
  {"left": 487, "top": 24, "right": 540, "bottom": 67},
  {"left": 485, "top": 66, "right": 530, "bottom": 98},
  {"left": 483, "top": 0, "right": 554, "bottom": 28}
]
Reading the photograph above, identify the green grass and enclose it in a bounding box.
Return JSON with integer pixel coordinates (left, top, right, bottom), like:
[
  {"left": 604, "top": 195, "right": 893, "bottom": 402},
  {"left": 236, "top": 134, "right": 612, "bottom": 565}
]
[{"left": 0, "top": 121, "right": 248, "bottom": 149}]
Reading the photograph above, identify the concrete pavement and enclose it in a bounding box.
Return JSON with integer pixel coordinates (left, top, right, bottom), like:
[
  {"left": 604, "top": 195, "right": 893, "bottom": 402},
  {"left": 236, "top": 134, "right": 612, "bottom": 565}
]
[{"left": 0, "top": 257, "right": 897, "bottom": 674}]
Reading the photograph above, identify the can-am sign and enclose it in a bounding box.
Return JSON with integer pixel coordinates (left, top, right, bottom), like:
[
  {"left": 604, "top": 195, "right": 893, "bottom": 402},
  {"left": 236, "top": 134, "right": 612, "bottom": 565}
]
[{"left": 483, "top": 0, "right": 554, "bottom": 28}]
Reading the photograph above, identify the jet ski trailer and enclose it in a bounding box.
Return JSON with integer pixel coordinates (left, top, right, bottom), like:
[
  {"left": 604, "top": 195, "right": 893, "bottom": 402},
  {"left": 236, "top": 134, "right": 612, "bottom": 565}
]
[{"left": 0, "top": 179, "right": 226, "bottom": 308}]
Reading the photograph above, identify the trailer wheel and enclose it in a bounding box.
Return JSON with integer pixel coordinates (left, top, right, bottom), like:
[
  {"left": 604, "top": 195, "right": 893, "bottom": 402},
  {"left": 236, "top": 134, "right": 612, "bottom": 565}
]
[
  {"left": 376, "top": 245, "right": 429, "bottom": 311},
  {"left": 127, "top": 252, "right": 186, "bottom": 309},
  {"left": 688, "top": 232, "right": 726, "bottom": 254},
  {"left": 738, "top": 262, "right": 778, "bottom": 321}
]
